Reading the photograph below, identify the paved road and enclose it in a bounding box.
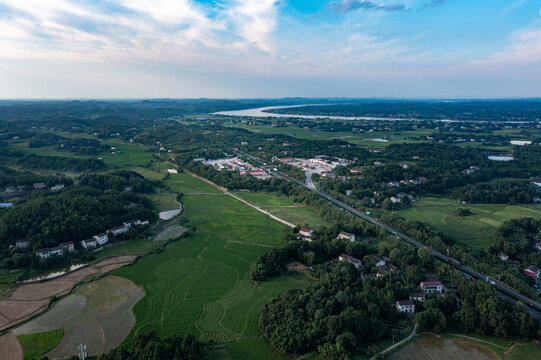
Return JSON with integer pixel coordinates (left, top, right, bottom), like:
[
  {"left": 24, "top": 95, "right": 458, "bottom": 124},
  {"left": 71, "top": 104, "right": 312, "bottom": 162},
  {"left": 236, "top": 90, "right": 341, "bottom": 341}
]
[{"left": 234, "top": 149, "right": 541, "bottom": 319}]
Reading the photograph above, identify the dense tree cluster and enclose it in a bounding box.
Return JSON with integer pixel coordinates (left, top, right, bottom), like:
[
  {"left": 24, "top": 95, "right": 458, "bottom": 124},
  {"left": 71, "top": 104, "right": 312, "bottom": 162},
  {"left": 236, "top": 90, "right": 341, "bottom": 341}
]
[
  {"left": 29, "top": 132, "right": 108, "bottom": 155},
  {"left": 492, "top": 218, "right": 541, "bottom": 261},
  {"left": 0, "top": 173, "right": 157, "bottom": 270},
  {"left": 79, "top": 170, "right": 158, "bottom": 194},
  {"left": 452, "top": 181, "right": 540, "bottom": 204},
  {"left": 99, "top": 332, "right": 205, "bottom": 360},
  {"left": 13, "top": 153, "right": 105, "bottom": 171}
]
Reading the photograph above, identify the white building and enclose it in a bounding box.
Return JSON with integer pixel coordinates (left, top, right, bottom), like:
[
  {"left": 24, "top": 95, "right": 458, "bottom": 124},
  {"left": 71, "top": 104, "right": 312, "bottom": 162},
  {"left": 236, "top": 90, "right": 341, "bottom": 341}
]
[
  {"left": 396, "top": 300, "right": 415, "bottom": 314},
  {"left": 337, "top": 231, "right": 356, "bottom": 242},
  {"left": 338, "top": 254, "right": 363, "bottom": 269},
  {"left": 93, "top": 233, "right": 109, "bottom": 246},
  {"left": 80, "top": 238, "right": 97, "bottom": 249},
  {"left": 421, "top": 281, "right": 443, "bottom": 294},
  {"left": 36, "top": 249, "right": 51, "bottom": 258}
]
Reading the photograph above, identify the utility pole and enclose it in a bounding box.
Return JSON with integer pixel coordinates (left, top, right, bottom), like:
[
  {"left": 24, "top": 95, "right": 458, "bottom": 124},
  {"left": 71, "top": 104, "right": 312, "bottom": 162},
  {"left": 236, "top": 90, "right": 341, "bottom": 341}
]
[{"left": 78, "top": 344, "right": 87, "bottom": 360}]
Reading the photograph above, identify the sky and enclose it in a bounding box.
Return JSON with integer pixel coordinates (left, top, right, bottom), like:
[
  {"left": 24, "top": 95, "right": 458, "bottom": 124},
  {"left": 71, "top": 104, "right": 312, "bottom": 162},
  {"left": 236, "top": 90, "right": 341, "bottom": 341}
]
[{"left": 1, "top": 0, "right": 541, "bottom": 99}]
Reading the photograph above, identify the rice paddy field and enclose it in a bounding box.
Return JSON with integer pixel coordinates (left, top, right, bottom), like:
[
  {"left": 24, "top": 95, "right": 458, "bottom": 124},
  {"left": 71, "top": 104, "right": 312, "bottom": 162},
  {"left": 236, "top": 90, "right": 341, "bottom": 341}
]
[
  {"left": 13, "top": 276, "right": 144, "bottom": 359},
  {"left": 388, "top": 334, "right": 499, "bottom": 360},
  {"left": 112, "top": 173, "right": 312, "bottom": 359},
  {"left": 16, "top": 329, "right": 64, "bottom": 360},
  {"left": 394, "top": 197, "right": 541, "bottom": 251}
]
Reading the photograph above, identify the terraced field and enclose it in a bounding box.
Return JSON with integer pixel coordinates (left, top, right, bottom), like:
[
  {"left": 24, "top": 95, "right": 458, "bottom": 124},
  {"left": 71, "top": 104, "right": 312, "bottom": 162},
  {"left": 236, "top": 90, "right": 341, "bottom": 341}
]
[
  {"left": 114, "top": 173, "right": 312, "bottom": 359},
  {"left": 395, "top": 197, "right": 541, "bottom": 250}
]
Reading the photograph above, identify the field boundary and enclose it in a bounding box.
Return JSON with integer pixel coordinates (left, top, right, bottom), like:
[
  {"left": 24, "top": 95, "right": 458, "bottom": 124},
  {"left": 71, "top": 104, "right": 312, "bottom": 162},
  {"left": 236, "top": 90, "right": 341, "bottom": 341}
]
[{"left": 183, "top": 170, "right": 296, "bottom": 228}]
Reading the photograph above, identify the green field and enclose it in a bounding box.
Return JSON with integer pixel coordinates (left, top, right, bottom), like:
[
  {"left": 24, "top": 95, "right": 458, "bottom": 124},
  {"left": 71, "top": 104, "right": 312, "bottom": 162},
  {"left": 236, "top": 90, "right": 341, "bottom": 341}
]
[
  {"left": 16, "top": 329, "right": 64, "bottom": 360},
  {"left": 505, "top": 343, "right": 541, "bottom": 360},
  {"left": 233, "top": 191, "right": 327, "bottom": 228},
  {"left": 113, "top": 173, "right": 312, "bottom": 359},
  {"left": 395, "top": 197, "right": 541, "bottom": 250},
  {"left": 100, "top": 140, "right": 155, "bottom": 168}
]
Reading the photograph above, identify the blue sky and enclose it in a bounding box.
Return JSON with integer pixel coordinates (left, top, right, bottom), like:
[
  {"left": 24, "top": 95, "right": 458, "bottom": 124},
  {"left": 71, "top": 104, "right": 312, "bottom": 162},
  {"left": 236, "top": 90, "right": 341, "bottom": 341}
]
[{"left": 0, "top": 0, "right": 540, "bottom": 98}]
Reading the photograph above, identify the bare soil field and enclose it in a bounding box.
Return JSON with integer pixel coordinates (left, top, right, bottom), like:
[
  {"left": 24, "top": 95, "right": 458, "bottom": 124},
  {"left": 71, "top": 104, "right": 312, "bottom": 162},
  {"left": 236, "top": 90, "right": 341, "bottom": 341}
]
[
  {"left": 0, "top": 332, "right": 23, "bottom": 360},
  {"left": 13, "top": 275, "right": 144, "bottom": 359},
  {"left": 388, "top": 334, "right": 499, "bottom": 360},
  {"left": 286, "top": 261, "right": 308, "bottom": 273},
  {"left": 0, "top": 255, "right": 136, "bottom": 332}
]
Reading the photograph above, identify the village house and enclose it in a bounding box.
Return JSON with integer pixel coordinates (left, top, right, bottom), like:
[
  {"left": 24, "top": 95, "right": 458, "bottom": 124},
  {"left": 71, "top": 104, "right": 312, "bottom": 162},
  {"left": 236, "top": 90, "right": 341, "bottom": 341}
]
[
  {"left": 49, "top": 246, "right": 63, "bottom": 256},
  {"left": 338, "top": 254, "right": 363, "bottom": 269},
  {"left": 93, "top": 233, "right": 109, "bottom": 246},
  {"left": 80, "top": 238, "right": 97, "bottom": 249},
  {"left": 36, "top": 248, "right": 51, "bottom": 258},
  {"left": 362, "top": 273, "right": 377, "bottom": 280},
  {"left": 298, "top": 228, "right": 313, "bottom": 240},
  {"left": 107, "top": 225, "right": 129, "bottom": 236},
  {"left": 535, "top": 242, "right": 541, "bottom": 252},
  {"left": 523, "top": 265, "right": 540, "bottom": 279},
  {"left": 421, "top": 280, "right": 443, "bottom": 294},
  {"left": 124, "top": 219, "right": 142, "bottom": 228},
  {"left": 33, "top": 182, "right": 47, "bottom": 189},
  {"left": 372, "top": 256, "right": 386, "bottom": 267},
  {"left": 337, "top": 231, "right": 356, "bottom": 242},
  {"left": 15, "top": 239, "right": 30, "bottom": 248},
  {"left": 60, "top": 242, "right": 75, "bottom": 252},
  {"left": 396, "top": 300, "right": 415, "bottom": 314},
  {"left": 498, "top": 252, "right": 509, "bottom": 261},
  {"left": 409, "top": 292, "right": 426, "bottom": 302},
  {"left": 50, "top": 184, "right": 65, "bottom": 191},
  {"left": 376, "top": 268, "right": 389, "bottom": 277}
]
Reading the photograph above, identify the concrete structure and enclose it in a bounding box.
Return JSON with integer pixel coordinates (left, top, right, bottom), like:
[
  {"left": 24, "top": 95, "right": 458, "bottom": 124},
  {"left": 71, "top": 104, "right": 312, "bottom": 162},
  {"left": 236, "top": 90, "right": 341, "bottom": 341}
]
[
  {"left": 93, "top": 233, "right": 109, "bottom": 245},
  {"left": 338, "top": 254, "right": 363, "bottom": 269},
  {"left": 299, "top": 228, "right": 313, "bottom": 239},
  {"left": 372, "top": 256, "right": 386, "bottom": 267},
  {"left": 33, "top": 182, "right": 47, "bottom": 189},
  {"left": 80, "top": 238, "right": 97, "bottom": 249},
  {"left": 15, "top": 239, "right": 30, "bottom": 248},
  {"left": 396, "top": 300, "right": 415, "bottom": 314},
  {"left": 421, "top": 281, "right": 443, "bottom": 294},
  {"left": 49, "top": 246, "right": 63, "bottom": 256},
  {"left": 50, "top": 184, "right": 65, "bottom": 191},
  {"left": 409, "top": 292, "right": 426, "bottom": 302},
  {"left": 498, "top": 252, "right": 509, "bottom": 261},
  {"left": 36, "top": 249, "right": 51, "bottom": 258},
  {"left": 337, "top": 231, "right": 355, "bottom": 242},
  {"left": 60, "top": 242, "right": 75, "bottom": 252},
  {"left": 107, "top": 225, "right": 129, "bottom": 236},
  {"left": 124, "top": 219, "right": 141, "bottom": 228}
]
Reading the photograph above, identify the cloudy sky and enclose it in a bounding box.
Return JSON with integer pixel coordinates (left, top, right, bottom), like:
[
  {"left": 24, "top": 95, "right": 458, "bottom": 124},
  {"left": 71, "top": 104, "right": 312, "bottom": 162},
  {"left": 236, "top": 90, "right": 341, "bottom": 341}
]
[{"left": 1, "top": 0, "right": 540, "bottom": 98}]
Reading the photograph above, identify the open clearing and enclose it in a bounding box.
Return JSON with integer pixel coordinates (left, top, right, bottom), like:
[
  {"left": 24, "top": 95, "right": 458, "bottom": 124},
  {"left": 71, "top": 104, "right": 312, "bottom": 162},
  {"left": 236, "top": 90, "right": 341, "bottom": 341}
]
[
  {"left": 388, "top": 334, "right": 499, "bottom": 360},
  {"left": 113, "top": 173, "right": 312, "bottom": 359},
  {"left": 0, "top": 255, "right": 136, "bottom": 332},
  {"left": 13, "top": 276, "right": 144, "bottom": 359},
  {"left": 395, "top": 197, "right": 541, "bottom": 250}
]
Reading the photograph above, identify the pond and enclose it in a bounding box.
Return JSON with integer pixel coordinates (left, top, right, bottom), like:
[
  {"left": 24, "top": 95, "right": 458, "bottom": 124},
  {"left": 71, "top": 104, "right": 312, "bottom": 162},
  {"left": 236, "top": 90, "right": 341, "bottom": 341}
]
[
  {"left": 24, "top": 264, "right": 87, "bottom": 283},
  {"left": 159, "top": 208, "right": 181, "bottom": 220},
  {"left": 488, "top": 155, "right": 514, "bottom": 161}
]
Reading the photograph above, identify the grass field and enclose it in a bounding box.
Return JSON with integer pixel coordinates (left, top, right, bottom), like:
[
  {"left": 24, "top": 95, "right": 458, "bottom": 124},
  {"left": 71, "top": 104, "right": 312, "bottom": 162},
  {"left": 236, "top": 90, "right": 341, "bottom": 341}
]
[
  {"left": 16, "top": 329, "right": 64, "bottom": 360},
  {"left": 113, "top": 173, "right": 312, "bottom": 359},
  {"left": 233, "top": 191, "right": 327, "bottom": 228},
  {"left": 388, "top": 334, "right": 499, "bottom": 360},
  {"left": 100, "top": 140, "right": 155, "bottom": 168},
  {"left": 505, "top": 343, "right": 541, "bottom": 360},
  {"left": 395, "top": 197, "right": 541, "bottom": 250}
]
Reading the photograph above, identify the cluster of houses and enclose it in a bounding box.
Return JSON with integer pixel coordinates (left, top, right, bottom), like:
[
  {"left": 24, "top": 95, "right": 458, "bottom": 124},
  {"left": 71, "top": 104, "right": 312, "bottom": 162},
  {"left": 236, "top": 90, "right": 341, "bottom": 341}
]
[
  {"left": 387, "top": 176, "right": 428, "bottom": 187},
  {"left": 395, "top": 281, "right": 444, "bottom": 315},
  {"left": 463, "top": 165, "right": 480, "bottom": 175},
  {"left": 2, "top": 183, "right": 65, "bottom": 196},
  {"left": 29, "top": 219, "right": 148, "bottom": 258}
]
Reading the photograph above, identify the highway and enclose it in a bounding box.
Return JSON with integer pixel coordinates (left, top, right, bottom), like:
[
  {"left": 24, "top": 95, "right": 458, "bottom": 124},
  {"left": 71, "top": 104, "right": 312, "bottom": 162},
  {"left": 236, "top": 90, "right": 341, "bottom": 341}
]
[{"left": 234, "top": 148, "right": 541, "bottom": 319}]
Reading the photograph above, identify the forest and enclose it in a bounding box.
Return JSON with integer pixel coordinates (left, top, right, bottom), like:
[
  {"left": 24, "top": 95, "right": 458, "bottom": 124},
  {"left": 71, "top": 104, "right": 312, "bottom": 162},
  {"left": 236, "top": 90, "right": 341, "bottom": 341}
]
[{"left": 0, "top": 171, "right": 157, "bottom": 270}]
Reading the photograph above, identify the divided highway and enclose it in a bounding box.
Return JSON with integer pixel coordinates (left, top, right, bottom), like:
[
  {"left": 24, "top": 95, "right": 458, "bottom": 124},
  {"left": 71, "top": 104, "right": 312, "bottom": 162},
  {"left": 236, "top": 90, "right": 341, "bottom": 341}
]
[{"left": 234, "top": 148, "right": 541, "bottom": 319}]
